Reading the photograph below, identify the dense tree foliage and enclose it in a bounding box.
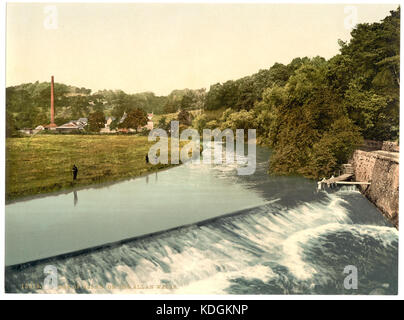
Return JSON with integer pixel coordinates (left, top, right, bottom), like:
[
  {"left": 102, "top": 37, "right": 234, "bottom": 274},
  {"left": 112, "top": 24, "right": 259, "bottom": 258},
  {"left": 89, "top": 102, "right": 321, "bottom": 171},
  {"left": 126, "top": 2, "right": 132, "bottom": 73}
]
[
  {"left": 6, "top": 111, "right": 18, "bottom": 137},
  {"left": 177, "top": 109, "right": 193, "bottom": 126},
  {"left": 118, "top": 108, "right": 148, "bottom": 130},
  {"left": 164, "top": 89, "right": 206, "bottom": 113},
  {"left": 262, "top": 57, "right": 363, "bottom": 178},
  {"left": 328, "top": 8, "right": 400, "bottom": 140},
  {"left": 88, "top": 111, "right": 106, "bottom": 132},
  {"left": 157, "top": 116, "right": 171, "bottom": 131},
  {"left": 202, "top": 8, "right": 399, "bottom": 178},
  {"left": 203, "top": 58, "right": 307, "bottom": 112}
]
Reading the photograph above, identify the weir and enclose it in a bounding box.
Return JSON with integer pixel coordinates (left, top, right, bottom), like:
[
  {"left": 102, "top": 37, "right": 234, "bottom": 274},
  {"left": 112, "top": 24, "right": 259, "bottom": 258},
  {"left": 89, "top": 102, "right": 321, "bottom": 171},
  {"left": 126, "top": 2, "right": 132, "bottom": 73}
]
[
  {"left": 317, "top": 163, "right": 371, "bottom": 189},
  {"left": 318, "top": 174, "right": 371, "bottom": 188},
  {"left": 5, "top": 156, "right": 268, "bottom": 267},
  {"left": 6, "top": 181, "right": 397, "bottom": 294}
]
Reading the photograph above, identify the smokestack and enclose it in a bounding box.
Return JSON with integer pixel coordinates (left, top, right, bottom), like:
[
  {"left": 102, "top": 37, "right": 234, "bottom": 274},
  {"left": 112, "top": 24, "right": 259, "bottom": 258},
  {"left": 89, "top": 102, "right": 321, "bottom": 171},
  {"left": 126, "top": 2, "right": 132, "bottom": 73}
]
[{"left": 51, "top": 75, "right": 55, "bottom": 124}]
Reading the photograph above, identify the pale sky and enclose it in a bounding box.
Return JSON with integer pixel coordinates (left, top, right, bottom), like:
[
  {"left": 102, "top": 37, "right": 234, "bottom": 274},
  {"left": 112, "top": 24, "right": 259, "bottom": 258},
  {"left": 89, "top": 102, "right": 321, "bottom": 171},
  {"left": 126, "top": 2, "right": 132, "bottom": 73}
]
[{"left": 6, "top": 2, "right": 399, "bottom": 95}]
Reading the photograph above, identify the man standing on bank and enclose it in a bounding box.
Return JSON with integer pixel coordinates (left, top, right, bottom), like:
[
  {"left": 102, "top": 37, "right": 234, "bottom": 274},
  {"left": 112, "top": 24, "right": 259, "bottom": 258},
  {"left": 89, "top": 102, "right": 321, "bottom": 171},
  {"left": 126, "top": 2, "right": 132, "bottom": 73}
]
[{"left": 72, "top": 164, "right": 78, "bottom": 181}]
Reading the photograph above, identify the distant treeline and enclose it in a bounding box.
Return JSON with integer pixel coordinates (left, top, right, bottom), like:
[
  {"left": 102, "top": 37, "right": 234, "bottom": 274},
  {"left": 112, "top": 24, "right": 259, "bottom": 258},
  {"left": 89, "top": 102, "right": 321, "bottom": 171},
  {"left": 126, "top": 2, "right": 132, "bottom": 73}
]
[{"left": 6, "top": 80, "right": 206, "bottom": 131}]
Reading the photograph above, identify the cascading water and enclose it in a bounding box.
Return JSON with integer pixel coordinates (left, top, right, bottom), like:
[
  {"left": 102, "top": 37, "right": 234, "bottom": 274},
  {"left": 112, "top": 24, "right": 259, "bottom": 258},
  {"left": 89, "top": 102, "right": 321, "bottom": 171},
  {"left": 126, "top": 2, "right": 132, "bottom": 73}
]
[{"left": 5, "top": 144, "right": 398, "bottom": 294}]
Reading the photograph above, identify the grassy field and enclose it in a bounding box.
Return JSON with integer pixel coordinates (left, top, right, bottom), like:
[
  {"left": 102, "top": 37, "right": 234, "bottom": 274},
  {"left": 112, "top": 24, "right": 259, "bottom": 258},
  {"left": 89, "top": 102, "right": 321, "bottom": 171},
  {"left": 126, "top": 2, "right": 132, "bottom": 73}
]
[{"left": 6, "top": 135, "right": 180, "bottom": 201}]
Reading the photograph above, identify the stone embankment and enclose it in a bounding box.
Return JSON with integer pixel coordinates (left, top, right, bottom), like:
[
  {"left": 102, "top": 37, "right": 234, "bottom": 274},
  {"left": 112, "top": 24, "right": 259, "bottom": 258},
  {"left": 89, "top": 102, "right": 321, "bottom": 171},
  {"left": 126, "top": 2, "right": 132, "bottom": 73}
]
[{"left": 350, "top": 141, "right": 399, "bottom": 228}]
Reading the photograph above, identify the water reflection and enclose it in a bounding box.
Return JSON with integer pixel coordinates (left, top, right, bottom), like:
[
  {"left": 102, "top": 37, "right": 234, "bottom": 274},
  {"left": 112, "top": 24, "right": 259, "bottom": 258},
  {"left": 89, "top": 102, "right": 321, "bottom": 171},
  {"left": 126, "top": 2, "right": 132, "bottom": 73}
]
[
  {"left": 73, "top": 191, "right": 78, "bottom": 207},
  {"left": 145, "top": 172, "right": 158, "bottom": 184}
]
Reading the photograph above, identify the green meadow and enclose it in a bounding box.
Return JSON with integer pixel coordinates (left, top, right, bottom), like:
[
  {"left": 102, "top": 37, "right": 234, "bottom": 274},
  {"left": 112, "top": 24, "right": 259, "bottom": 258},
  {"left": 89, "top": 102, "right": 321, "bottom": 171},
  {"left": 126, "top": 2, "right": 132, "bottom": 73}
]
[{"left": 6, "top": 135, "right": 179, "bottom": 201}]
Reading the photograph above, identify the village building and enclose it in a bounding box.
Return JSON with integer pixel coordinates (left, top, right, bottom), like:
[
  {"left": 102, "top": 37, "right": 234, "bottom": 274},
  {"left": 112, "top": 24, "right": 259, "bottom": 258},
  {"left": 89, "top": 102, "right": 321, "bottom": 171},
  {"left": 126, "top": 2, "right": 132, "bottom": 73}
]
[
  {"left": 55, "top": 118, "right": 88, "bottom": 133},
  {"left": 105, "top": 116, "right": 115, "bottom": 127},
  {"left": 19, "top": 125, "right": 46, "bottom": 135},
  {"left": 146, "top": 113, "right": 154, "bottom": 131},
  {"left": 19, "top": 128, "right": 35, "bottom": 135},
  {"left": 100, "top": 116, "right": 117, "bottom": 133}
]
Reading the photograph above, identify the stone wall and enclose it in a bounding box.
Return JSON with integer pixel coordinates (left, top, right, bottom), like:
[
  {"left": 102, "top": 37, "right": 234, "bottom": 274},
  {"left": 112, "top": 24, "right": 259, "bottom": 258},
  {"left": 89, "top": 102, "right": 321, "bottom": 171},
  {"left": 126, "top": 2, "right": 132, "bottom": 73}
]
[
  {"left": 362, "top": 140, "right": 384, "bottom": 151},
  {"left": 350, "top": 150, "right": 399, "bottom": 228},
  {"left": 382, "top": 141, "right": 400, "bottom": 153}
]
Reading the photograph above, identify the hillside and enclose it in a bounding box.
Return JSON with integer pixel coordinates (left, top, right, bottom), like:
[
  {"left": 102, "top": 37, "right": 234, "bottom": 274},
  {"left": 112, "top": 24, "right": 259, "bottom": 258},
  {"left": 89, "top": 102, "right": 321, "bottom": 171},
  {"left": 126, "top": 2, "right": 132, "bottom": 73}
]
[{"left": 6, "top": 82, "right": 205, "bottom": 131}]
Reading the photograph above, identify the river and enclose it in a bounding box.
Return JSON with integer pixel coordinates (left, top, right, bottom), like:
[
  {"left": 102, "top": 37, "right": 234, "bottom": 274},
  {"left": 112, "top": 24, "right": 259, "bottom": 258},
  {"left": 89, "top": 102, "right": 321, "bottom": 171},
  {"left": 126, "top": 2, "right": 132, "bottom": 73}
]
[{"left": 5, "top": 145, "right": 398, "bottom": 294}]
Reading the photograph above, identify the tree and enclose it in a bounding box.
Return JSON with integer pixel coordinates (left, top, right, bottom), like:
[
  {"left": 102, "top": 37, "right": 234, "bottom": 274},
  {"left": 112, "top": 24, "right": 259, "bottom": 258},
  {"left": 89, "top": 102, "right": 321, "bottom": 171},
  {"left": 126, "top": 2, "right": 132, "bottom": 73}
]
[
  {"left": 192, "top": 113, "right": 207, "bottom": 133},
  {"left": 329, "top": 7, "right": 400, "bottom": 140},
  {"left": 70, "top": 95, "right": 90, "bottom": 119},
  {"left": 305, "top": 118, "right": 362, "bottom": 179},
  {"left": 33, "top": 112, "right": 49, "bottom": 127},
  {"left": 163, "top": 100, "right": 178, "bottom": 113},
  {"left": 111, "top": 90, "right": 134, "bottom": 119},
  {"left": 88, "top": 111, "right": 105, "bottom": 132},
  {"left": 220, "top": 109, "right": 256, "bottom": 131},
  {"left": 220, "top": 81, "right": 239, "bottom": 109},
  {"left": 157, "top": 116, "right": 170, "bottom": 131},
  {"left": 119, "top": 108, "right": 148, "bottom": 130},
  {"left": 262, "top": 57, "right": 363, "bottom": 178},
  {"left": 204, "top": 83, "right": 224, "bottom": 110},
  {"left": 180, "top": 91, "right": 195, "bottom": 110},
  {"left": 6, "top": 111, "right": 18, "bottom": 137},
  {"left": 235, "top": 78, "right": 257, "bottom": 111},
  {"left": 177, "top": 109, "right": 192, "bottom": 126}
]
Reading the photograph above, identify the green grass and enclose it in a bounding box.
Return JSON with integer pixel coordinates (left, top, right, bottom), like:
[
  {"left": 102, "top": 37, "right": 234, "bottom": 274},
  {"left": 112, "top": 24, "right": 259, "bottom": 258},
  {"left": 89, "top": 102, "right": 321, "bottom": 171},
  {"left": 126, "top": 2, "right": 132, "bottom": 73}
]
[{"left": 6, "top": 135, "right": 180, "bottom": 201}]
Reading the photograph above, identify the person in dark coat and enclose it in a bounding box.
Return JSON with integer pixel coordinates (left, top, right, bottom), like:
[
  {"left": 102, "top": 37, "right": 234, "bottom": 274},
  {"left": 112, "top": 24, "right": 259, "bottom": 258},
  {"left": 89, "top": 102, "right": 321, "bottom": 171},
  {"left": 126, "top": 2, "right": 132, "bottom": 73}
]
[
  {"left": 145, "top": 154, "right": 149, "bottom": 164},
  {"left": 72, "top": 164, "right": 78, "bottom": 180}
]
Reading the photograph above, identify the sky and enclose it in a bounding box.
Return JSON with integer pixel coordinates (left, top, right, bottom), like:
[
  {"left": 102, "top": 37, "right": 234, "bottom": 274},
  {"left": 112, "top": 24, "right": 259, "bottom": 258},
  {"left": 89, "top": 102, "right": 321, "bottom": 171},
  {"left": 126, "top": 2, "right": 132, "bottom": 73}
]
[{"left": 6, "top": 2, "right": 399, "bottom": 95}]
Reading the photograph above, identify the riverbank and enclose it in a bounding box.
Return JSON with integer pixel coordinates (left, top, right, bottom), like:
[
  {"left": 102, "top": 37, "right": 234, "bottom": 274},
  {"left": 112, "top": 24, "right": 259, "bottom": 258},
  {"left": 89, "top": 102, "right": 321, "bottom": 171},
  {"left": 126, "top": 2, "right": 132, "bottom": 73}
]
[{"left": 6, "top": 135, "right": 180, "bottom": 202}]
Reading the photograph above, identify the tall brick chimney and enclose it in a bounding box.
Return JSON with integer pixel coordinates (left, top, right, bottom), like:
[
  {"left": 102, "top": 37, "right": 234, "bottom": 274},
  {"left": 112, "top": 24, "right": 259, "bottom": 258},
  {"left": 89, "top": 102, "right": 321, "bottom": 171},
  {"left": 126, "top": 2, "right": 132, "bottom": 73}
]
[
  {"left": 51, "top": 75, "right": 55, "bottom": 124},
  {"left": 45, "top": 75, "right": 57, "bottom": 129}
]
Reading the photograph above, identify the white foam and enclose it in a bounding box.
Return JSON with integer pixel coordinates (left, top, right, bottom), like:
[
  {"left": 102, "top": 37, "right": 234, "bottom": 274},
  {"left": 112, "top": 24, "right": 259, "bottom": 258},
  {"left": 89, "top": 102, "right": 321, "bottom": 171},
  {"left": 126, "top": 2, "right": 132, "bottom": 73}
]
[{"left": 35, "top": 185, "right": 398, "bottom": 294}]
